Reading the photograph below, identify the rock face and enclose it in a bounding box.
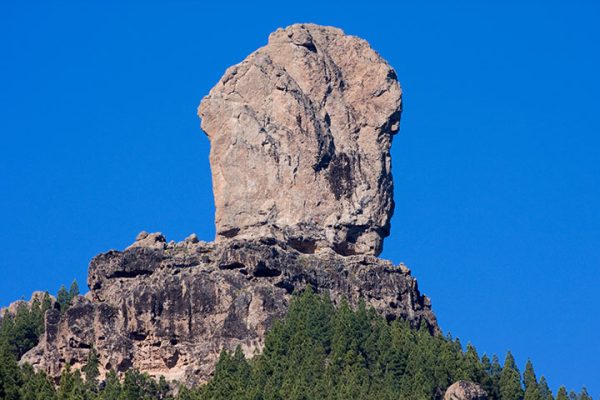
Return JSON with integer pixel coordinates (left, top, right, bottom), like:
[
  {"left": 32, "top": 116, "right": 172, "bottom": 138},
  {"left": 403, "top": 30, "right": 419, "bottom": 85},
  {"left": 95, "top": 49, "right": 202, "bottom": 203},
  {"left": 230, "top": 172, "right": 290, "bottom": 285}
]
[
  {"left": 199, "top": 23, "right": 402, "bottom": 256},
  {"left": 23, "top": 233, "right": 437, "bottom": 385},
  {"left": 444, "top": 381, "right": 488, "bottom": 400}
]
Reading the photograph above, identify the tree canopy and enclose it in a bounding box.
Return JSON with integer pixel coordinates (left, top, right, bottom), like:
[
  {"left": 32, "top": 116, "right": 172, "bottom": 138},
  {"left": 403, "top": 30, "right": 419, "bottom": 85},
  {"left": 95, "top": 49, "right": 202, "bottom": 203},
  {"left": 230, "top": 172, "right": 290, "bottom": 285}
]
[{"left": 0, "top": 289, "right": 592, "bottom": 400}]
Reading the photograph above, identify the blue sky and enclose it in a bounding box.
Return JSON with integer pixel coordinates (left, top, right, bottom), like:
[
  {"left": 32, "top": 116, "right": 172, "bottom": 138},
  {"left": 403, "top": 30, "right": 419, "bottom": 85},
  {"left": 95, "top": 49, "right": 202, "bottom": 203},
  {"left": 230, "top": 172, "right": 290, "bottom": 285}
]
[{"left": 1, "top": 1, "right": 598, "bottom": 396}]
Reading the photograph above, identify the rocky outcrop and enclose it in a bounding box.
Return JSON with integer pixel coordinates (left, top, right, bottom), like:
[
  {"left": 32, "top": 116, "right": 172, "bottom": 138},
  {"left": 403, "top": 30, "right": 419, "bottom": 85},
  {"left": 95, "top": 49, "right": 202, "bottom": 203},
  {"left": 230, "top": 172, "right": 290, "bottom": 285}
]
[
  {"left": 23, "top": 232, "right": 436, "bottom": 385},
  {"left": 199, "top": 23, "right": 402, "bottom": 256},
  {"left": 0, "top": 291, "right": 56, "bottom": 319},
  {"left": 445, "top": 381, "right": 488, "bottom": 400},
  {"left": 22, "top": 24, "right": 429, "bottom": 387}
]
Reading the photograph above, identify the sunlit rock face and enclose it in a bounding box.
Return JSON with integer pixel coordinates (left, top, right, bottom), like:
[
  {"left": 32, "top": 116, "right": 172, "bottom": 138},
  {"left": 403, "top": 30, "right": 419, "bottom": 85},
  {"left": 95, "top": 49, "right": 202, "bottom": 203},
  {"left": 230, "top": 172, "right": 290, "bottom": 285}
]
[{"left": 199, "top": 23, "right": 402, "bottom": 256}]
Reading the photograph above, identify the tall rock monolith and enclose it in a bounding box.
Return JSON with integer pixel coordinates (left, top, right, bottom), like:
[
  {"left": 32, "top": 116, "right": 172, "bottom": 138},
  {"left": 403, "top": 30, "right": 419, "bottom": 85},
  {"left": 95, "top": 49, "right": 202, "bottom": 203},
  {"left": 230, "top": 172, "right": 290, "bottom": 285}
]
[{"left": 199, "top": 23, "right": 402, "bottom": 256}]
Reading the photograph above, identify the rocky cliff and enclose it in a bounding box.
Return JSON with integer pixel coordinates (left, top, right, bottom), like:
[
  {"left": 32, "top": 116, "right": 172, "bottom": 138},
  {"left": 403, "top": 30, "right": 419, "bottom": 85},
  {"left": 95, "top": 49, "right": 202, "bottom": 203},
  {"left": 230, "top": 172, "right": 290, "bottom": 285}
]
[{"left": 23, "top": 232, "right": 437, "bottom": 384}]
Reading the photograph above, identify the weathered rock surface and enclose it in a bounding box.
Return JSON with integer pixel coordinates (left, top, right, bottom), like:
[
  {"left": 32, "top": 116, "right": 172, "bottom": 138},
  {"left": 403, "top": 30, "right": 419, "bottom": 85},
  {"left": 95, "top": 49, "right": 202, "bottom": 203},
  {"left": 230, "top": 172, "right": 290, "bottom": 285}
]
[
  {"left": 199, "top": 23, "right": 402, "bottom": 256},
  {"left": 22, "top": 24, "right": 425, "bottom": 387},
  {"left": 23, "top": 232, "right": 436, "bottom": 385},
  {"left": 444, "top": 381, "right": 488, "bottom": 400}
]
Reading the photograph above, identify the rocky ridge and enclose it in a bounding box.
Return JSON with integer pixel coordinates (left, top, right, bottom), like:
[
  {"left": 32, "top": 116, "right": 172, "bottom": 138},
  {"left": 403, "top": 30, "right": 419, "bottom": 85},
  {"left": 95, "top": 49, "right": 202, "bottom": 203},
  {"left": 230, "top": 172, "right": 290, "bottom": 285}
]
[{"left": 23, "top": 232, "right": 437, "bottom": 385}]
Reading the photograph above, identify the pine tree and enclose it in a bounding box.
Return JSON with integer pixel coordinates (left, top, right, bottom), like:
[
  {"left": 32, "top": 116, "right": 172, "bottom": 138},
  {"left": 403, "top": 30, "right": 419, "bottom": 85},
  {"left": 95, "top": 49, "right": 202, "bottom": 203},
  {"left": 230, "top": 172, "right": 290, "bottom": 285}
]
[
  {"left": 176, "top": 386, "right": 199, "bottom": 400},
  {"left": 483, "top": 354, "right": 502, "bottom": 400},
  {"left": 57, "top": 285, "right": 70, "bottom": 314},
  {"left": 537, "top": 376, "right": 554, "bottom": 400},
  {"left": 499, "top": 351, "right": 524, "bottom": 400},
  {"left": 41, "top": 292, "right": 53, "bottom": 317},
  {"left": 481, "top": 354, "right": 500, "bottom": 400},
  {"left": 19, "top": 364, "right": 57, "bottom": 400},
  {"left": 57, "top": 366, "right": 85, "bottom": 400},
  {"left": 99, "top": 370, "right": 121, "bottom": 400},
  {"left": 203, "top": 347, "right": 251, "bottom": 399},
  {"left": 568, "top": 391, "right": 578, "bottom": 400},
  {"left": 556, "top": 386, "right": 568, "bottom": 400},
  {"left": 523, "top": 359, "right": 542, "bottom": 400},
  {"left": 462, "top": 343, "right": 484, "bottom": 383},
  {"left": 157, "top": 376, "right": 171, "bottom": 400},
  {"left": 69, "top": 280, "right": 80, "bottom": 302},
  {"left": 523, "top": 360, "right": 537, "bottom": 390},
  {"left": 121, "top": 370, "right": 154, "bottom": 400},
  {"left": 82, "top": 348, "right": 100, "bottom": 389},
  {"left": 578, "top": 387, "right": 592, "bottom": 400},
  {"left": 0, "top": 341, "right": 21, "bottom": 400},
  {"left": 57, "top": 366, "right": 72, "bottom": 400}
]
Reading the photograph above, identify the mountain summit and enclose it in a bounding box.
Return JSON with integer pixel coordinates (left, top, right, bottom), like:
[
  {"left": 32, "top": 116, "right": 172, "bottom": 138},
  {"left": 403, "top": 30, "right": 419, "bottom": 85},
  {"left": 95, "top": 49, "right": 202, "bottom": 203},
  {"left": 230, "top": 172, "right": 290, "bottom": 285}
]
[{"left": 21, "top": 24, "right": 435, "bottom": 387}]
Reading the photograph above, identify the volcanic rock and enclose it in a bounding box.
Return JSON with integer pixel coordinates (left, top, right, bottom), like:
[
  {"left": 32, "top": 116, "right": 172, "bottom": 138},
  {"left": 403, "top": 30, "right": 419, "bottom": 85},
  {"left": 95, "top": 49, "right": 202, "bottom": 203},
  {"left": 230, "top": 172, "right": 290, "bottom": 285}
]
[
  {"left": 21, "top": 24, "right": 427, "bottom": 387},
  {"left": 22, "top": 233, "right": 436, "bottom": 385},
  {"left": 198, "top": 23, "right": 402, "bottom": 256}
]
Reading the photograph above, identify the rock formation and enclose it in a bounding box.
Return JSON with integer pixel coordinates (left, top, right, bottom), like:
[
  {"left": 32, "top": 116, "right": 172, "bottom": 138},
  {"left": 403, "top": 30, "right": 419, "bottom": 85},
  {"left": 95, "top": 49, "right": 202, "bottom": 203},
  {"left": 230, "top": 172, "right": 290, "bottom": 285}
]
[
  {"left": 199, "top": 23, "right": 402, "bottom": 256},
  {"left": 0, "top": 291, "right": 56, "bottom": 319},
  {"left": 23, "top": 232, "right": 437, "bottom": 384},
  {"left": 21, "top": 24, "right": 433, "bottom": 387},
  {"left": 444, "top": 381, "right": 489, "bottom": 400}
]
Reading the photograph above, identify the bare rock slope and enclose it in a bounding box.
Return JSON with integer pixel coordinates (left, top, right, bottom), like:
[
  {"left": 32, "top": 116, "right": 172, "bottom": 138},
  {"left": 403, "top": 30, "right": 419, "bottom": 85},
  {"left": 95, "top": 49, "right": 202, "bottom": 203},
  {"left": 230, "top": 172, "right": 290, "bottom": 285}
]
[
  {"left": 199, "top": 23, "right": 402, "bottom": 256},
  {"left": 23, "top": 233, "right": 437, "bottom": 384}
]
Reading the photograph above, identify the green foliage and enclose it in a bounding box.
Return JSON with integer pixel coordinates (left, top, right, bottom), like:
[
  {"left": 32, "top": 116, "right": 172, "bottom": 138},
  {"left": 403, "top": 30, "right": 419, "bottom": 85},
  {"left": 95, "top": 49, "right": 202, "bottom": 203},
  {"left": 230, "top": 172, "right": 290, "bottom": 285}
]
[
  {"left": 178, "top": 290, "right": 593, "bottom": 400},
  {"left": 200, "top": 347, "right": 252, "bottom": 399},
  {"left": 0, "top": 340, "right": 22, "bottom": 400},
  {"left": 0, "top": 289, "right": 593, "bottom": 400},
  {"left": 57, "top": 286, "right": 70, "bottom": 313},
  {"left": 0, "top": 293, "right": 52, "bottom": 359},
  {"left": 57, "top": 366, "right": 87, "bottom": 400},
  {"left": 557, "top": 386, "right": 569, "bottom": 400},
  {"left": 82, "top": 348, "right": 100, "bottom": 389},
  {"left": 579, "top": 388, "right": 593, "bottom": 400},
  {"left": 69, "top": 281, "right": 80, "bottom": 302},
  {"left": 523, "top": 359, "right": 542, "bottom": 400},
  {"left": 538, "top": 376, "right": 554, "bottom": 400},
  {"left": 500, "top": 351, "right": 524, "bottom": 400},
  {"left": 58, "top": 280, "right": 79, "bottom": 314},
  {"left": 120, "top": 369, "right": 171, "bottom": 400},
  {"left": 98, "top": 370, "right": 121, "bottom": 400},
  {"left": 19, "top": 363, "right": 57, "bottom": 400}
]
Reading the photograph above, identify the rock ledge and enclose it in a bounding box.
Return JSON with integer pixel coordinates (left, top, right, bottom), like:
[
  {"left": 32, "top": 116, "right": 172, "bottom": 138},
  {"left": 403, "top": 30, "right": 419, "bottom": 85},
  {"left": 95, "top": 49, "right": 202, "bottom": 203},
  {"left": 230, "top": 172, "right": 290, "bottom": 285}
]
[{"left": 23, "top": 233, "right": 436, "bottom": 385}]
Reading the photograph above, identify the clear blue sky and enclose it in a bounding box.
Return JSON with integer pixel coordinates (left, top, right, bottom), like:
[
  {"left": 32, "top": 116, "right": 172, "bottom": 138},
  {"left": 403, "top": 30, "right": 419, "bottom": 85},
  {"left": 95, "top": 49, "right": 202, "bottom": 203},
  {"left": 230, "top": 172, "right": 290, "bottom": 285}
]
[{"left": 1, "top": 1, "right": 598, "bottom": 396}]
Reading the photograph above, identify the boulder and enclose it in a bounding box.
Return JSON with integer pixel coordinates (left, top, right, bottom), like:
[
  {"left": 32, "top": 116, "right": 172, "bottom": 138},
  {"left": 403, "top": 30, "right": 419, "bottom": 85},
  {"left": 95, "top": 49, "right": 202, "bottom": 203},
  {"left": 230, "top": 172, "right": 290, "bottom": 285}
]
[{"left": 445, "top": 380, "right": 488, "bottom": 400}]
